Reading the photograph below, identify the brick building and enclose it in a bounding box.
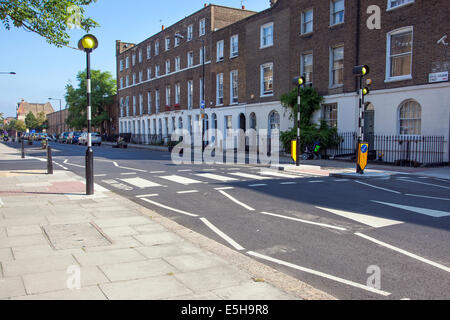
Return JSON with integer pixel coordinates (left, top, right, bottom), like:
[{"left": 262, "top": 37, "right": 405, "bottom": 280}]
[
  {"left": 117, "top": 0, "right": 450, "bottom": 162},
  {"left": 16, "top": 99, "right": 54, "bottom": 122},
  {"left": 47, "top": 108, "right": 73, "bottom": 136}
]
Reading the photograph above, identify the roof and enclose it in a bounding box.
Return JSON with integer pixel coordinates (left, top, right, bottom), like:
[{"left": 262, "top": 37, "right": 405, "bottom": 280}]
[{"left": 17, "top": 100, "right": 54, "bottom": 117}]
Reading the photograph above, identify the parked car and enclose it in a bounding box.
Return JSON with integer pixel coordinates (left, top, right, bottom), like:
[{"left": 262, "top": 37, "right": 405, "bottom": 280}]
[
  {"left": 58, "top": 132, "right": 69, "bottom": 143},
  {"left": 67, "top": 131, "right": 82, "bottom": 144},
  {"left": 78, "top": 132, "right": 102, "bottom": 146},
  {"left": 37, "top": 133, "right": 48, "bottom": 141}
]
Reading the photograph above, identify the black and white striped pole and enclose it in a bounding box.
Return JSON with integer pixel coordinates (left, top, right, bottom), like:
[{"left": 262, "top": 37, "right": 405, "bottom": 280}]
[
  {"left": 78, "top": 35, "right": 98, "bottom": 195},
  {"left": 292, "top": 76, "right": 305, "bottom": 167}
]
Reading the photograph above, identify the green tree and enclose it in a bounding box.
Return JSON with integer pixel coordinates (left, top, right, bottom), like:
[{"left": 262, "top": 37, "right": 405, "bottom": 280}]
[
  {"left": 65, "top": 69, "right": 116, "bottom": 130},
  {"left": 14, "top": 119, "right": 27, "bottom": 132},
  {"left": 0, "top": 0, "right": 99, "bottom": 47},
  {"left": 25, "top": 112, "right": 38, "bottom": 129},
  {"left": 280, "top": 87, "right": 339, "bottom": 153},
  {"left": 36, "top": 111, "right": 46, "bottom": 126}
]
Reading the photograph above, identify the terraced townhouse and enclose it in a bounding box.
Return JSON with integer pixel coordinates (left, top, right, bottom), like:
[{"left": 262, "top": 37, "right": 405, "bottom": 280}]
[{"left": 116, "top": 0, "right": 449, "bottom": 164}]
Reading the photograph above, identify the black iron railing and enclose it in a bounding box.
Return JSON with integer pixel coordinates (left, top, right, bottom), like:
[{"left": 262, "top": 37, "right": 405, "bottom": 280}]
[{"left": 325, "top": 132, "right": 446, "bottom": 167}]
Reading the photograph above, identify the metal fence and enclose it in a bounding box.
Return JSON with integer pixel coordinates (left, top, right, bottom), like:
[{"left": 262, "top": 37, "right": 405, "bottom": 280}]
[{"left": 325, "top": 132, "right": 446, "bottom": 167}]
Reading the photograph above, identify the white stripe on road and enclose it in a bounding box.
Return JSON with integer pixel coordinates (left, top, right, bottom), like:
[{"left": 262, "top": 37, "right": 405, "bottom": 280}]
[
  {"left": 120, "top": 177, "right": 161, "bottom": 189},
  {"left": 309, "top": 180, "right": 324, "bottom": 183},
  {"left": 159, "top": 175, "right": 202, "bottom": 185},
  {"left": 218, "top": 190, "right": 255, "bottom": 211},
  {"left": 316, "top": 206, "right": 403, "bottom": 228},
  {"left": 259, "top": 211, "right": 347, "bottom": 231},
  {"left": 247, "top": 251, "right": 391, "bottom": 296},
  {"left": 335, "top": 179, "right": 350, "bottom": 182},
  {"left": 214, "top": 187, "right": 234, "bottom": 190},
  {"left": 53, "top": 161, "right": 68, "bottom": 170},
  {"left": 355, "top": 233, "right": 450, "bottom": 273},
  {"left": 141, "top": 198, "right": 198, "bottom": 217},
  {"left": 176, "top": 190, "right": 199, "bottom": 194},
  {"left": 65, "top": 161, "right": 84, "bottom": 168},
  {"left": 280, "top": 182, "right": 297, "bottom": 185},
  {"left": 94, "top": 174, "right": 107, "bottom": 177},
  {"left": 354, "top": 181, "right": 401, "bottom": 194},
  {"left": 63, "top": 159, "right": 68, "bottom": 164},
  {"left": 397, "top": 178, "right": 450, "bottom": 190},
  {"left": 229, "top": 172, "right": 269, "bottom": 180},
  {"left": 371, "top": 201, "right": 450, "bottom": 218},
  {"left": 196, "top": 173, "right": 239, "bottom": 182},
  {"left": 112, "top": 161, "right": 147, "bottom": 173},
  {"left": 120, "top": 172, "right": 137, "bottom": 175},
  {"left": 200, "top": 218, "right": 245, "bottom": 251},
  {"left": 136, "top": 194, "right": 159, "bottom": 198},
  {"left": 149, "top": 171, "right": 166, "bottom": 174},
  {"left": 249, "top": 184, "right": 267, "bottom": 187},
  {"left": 259, "top": 171, "right": 297, "bottom": 179},
  {"left": 405, "top": 194, "right": 450, "bottom": 201},
  {"left": 177, "top": 169, "right": 192, "bottom": 172}
]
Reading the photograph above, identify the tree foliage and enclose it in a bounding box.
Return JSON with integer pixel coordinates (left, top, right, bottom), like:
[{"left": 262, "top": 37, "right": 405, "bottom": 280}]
[
  {"left": 25, "top": 111, "right": 38, "bottom": 129},
  {"left": 65, "top": 69, "right": 116, "bottom": 130},
  {"left": 280, "top": 87, "right": 339, "bottom": 153},
  {"left": 0, "top": 0, "right": 99, "bottom": 47},
  {"left": 4, "top": 119, "right": 27, "bottom": 132}
]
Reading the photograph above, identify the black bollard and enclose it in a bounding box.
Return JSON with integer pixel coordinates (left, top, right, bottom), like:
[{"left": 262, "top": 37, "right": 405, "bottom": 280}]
[
  {"left": 47, "top": 146, "right": 53, "bottom": 175},
  {"left": 21, "top": 139, "right": 25, "bottom": 159}
]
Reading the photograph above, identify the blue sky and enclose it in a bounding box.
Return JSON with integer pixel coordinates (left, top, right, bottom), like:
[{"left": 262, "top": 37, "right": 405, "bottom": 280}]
[{"left": 0, "top": 0, "right": 269, "bottom": 118}]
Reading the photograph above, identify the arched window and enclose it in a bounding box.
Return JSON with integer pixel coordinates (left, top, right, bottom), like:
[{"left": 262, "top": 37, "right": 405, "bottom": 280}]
[
  {"left": 399, "top": 100, "right": 421, "bottom": 135},
  {"left": 178, "top": 117, "right": 183, "bottom": 129},
  {"left": 268, "top": 110, "right": 280, "bottom": 131},
  {"left": 249, "top": 112, "right": 257, "bottom": 130}
]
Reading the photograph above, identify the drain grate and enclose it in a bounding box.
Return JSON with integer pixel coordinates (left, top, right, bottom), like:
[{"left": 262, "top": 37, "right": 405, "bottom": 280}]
[{"left": 43, "top": 223, "right": 111, "bottom": 249}]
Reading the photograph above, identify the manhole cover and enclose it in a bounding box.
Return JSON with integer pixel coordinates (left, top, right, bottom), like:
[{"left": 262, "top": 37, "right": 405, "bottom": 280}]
[{"left": 43, "top": 223, "right": 111, "bottom": 249}]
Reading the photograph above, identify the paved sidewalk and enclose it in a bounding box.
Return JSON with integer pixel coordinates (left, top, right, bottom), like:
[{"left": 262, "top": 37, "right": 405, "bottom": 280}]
[{"left": 0, "top": 143, "right": 333, "bottom": 300}]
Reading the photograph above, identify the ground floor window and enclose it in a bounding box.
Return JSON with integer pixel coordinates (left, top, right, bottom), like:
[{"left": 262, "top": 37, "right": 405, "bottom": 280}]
[
  {"left": 322, "top": 103, "right": 338, "bottom": 128},
  {"left": 399, "top": 99, "right": 421, "bottom": 135}
]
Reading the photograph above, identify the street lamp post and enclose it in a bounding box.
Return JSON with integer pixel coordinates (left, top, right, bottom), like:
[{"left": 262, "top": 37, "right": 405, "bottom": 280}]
[
  {"left": 78, "top": 34, "right": 98, "bottom": 195},
  {"left": 48, "top": 98, "right": 63, "bottom": 135},
  {"left": 0, "top": 72, "right": 16, "bottom": 75}
]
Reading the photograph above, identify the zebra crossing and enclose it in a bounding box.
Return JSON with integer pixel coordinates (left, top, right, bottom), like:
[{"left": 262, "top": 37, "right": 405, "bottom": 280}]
[{"left": 101, "top": 168, "right": 321, "bottom": 193}]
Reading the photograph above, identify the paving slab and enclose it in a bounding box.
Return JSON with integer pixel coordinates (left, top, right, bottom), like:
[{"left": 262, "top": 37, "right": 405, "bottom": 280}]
[
  {"left": 101, "top": 226, "right": 139, "bottom": 238},
  {"left": 12, "top": 245, "right": 84, "bottom": 260},
  {"left": 0, "top": 227, "right": 5, "bottom": 238},
  {"left": 132, "top": 223, "right": 168, "bottom": 234},
  {"left": 163, "top": 252, "right": 227, "bottom": 273},
  {"left": 100, "top": 275, "right": 193, "bottom": 300},
  {"left": 6, "top": 225, "right": 43, "bottom": 237},
  {"left": 174, "top": 264, "right": 250, "bottom": 293},
  {"left": 81, "top": 236, "right": 143, "bottom": 252},
  {"left": 94, "top": 216, "right": 153, "bottom": 228},
  {"left": 0, "top": 234, "right": 48, "bottom": 248},
  {"left": 0, "top": 248, "right": 13, "bottom": 262},
  {"left": 133, "top": 232, "right": 185, "bottom": 246},
  {"left": 22, "top": 267, "right": 109, "bottom": 295},
  {"left": 136, "top": 242, "right": 202, "bottom": 259},
  {"left": 74, "top": 248, "right": 145, "bottom": 267},
  {"left": 0, "top": 277, "right": 27, "bottom": 299},
  {"left": 0, "top": 217, "right": 48, "bottom": 227},
  {"left": 2, "top": 255, "right": 77, "bottom": 277},
  {"left": 99, "top": 259, "right": 176, "bottom": 282},
  {"left": 212, "top": 281, "right": 298, "bottom": 300},
  {"left": 163, "top": 291, "right": 222, "bottom": 300},
  {"left": 43, "top": 223, "right": 111, "bottom": 249},
  {"left": 11, "top": 286, "right": 107, "bottom": 300}
]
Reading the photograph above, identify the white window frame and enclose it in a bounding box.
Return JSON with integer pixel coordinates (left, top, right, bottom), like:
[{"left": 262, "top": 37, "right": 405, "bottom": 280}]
[
  {"left": 175, "top": 83, "right": 181, "bottom": 104},
  {"left": 147, "top": 45, "right": 151, "bottom": 59},
  {"left": 155, "top": 40, "right": 159, "bottom": 56},
  {"left": 398, "top": 99, "right": 421, "bottom": 136},
  {"left": 155, "top": 89, "right": 160, "bottom": 113},
  {"left": 165, "top": 59, "right": 171, "bottom": 74},
  {"left": 199, "top": 18, "right": 206, "bottom": 36},
  {"left": 132, "top": 54, "right": 136, "bottom": 66},
  {"left": 125, "top": 96, "right": 129, "bottom": 116},
  {"left": 230, "top": 70, "right": 238, "bottom": 104},
  {"left": 330, "top": 0, "right": 345, "bottom": 26},
  {"left": 147, "top": 91, "right": 152, "bottom": 113},
  {"left": 260, "top": 22, "right": 274, "bottom": 49},
  {"left": 139, "top": 71, "right": 143, "bottom": 83},
  {"left": 139, "top": 94, "right": 143, "bottom": 114},
  {"left": 301, "top": 52, "right": 313, "bottom": 85},
  {"left": 119, "top": 59, "right": 123, "bottom": 71},
  {"left": 187, "top": 25, "right": 193, "bottom": 41},
  {"left": 132, "top": 73, "right": 136, "bottom": 85},
  {"left": 216, "top": 40, "right": 224, "bottom": 61},
  {"left": 147, "top": 68, "right": 151, "bottom": 80},
  {"left": 165, "top": 86, "right": 171, "bottom": 106},
  {"left": 385, "top": 26, "right": 413, "bottom": 82},
  {"left": 175, "top": 56, "right": 181, "bottom": 71},
  {"left": 301, "top": 8, "right": 313, "bottom": 34},
  {"left": 187, "top": 51, "right": 194, "bottom": 68},
  {"left": 216, "top": 73, "right": 224, "bottom": 105},
  {"left": 230, "top": 35, "right": 239, "bottom": 58},
  {"left": 260, "top": 63, "right": 274, "bottom": 97},
  {"left": 174, "top": 32, "right": 181, "bottom": 47},
  {"left": 165, "top": 37, "right": 170, "bottom": 51},
  {"left": 133, "top": 96, "right": 136, "bottom": 116},
  {"left": 138, "top": 49, "right": 142, "bottom": 63},
  {"left": 120, "top": 77, "right": 123, "bottom": 89},
  {"left": 187, "top": 80, "right": 193, "bottom": 109},
  {"left": 199, "top": 48, "right": 204, "bottom": 64},
  {"left": 125, "top": 57, "right": 129, "bottom": 69},
  {"left": 155, "top": 64, "right": 160, "bottom": 77},
  {"left": 387, "top": 0, "right": 414, "bottom": 10},
  {"left": 125, "top": 75, "right": 129, "bottom": 87},
  {"left": 199, "top": 77, "right": 204, "bottom": 103},
  {"left": 329, "top": 45, "right": 344, "bottom": 87}
]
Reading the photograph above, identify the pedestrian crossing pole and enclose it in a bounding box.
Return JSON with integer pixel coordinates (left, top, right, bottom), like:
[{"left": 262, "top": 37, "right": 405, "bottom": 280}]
[
  {"left": 79, "top": 35, "right": 98, "bottom": 195},
  {"left": 292, "top": 76, "right": 305, "bottom": 167},
  {"left": 353, "top": 65, "right": 371, "bottom": 174}
]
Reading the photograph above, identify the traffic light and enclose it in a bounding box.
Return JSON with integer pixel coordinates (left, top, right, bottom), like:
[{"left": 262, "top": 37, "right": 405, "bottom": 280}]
[
  {"left": 292, "top": 76, "right": 306, "bottom": 87},
  {"left": 352, "top": 65, "right": 370, "bottom": 77}
]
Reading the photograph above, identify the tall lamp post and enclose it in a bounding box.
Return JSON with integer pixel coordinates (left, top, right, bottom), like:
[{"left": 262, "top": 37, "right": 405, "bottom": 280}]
[
  {"left": 48, "top": 98, "right": 63, "bottom": 135},
  {"left": 0, "top": 72, "right": 16, "bottom": 75},
  {"left": 78, "top": 34, "right": 98, "bottom": 195}
]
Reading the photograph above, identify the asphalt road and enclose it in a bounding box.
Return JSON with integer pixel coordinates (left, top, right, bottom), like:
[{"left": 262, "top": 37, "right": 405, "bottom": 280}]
[{"left": 2, "top": 140, "right": 450, "bottom": 300}]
